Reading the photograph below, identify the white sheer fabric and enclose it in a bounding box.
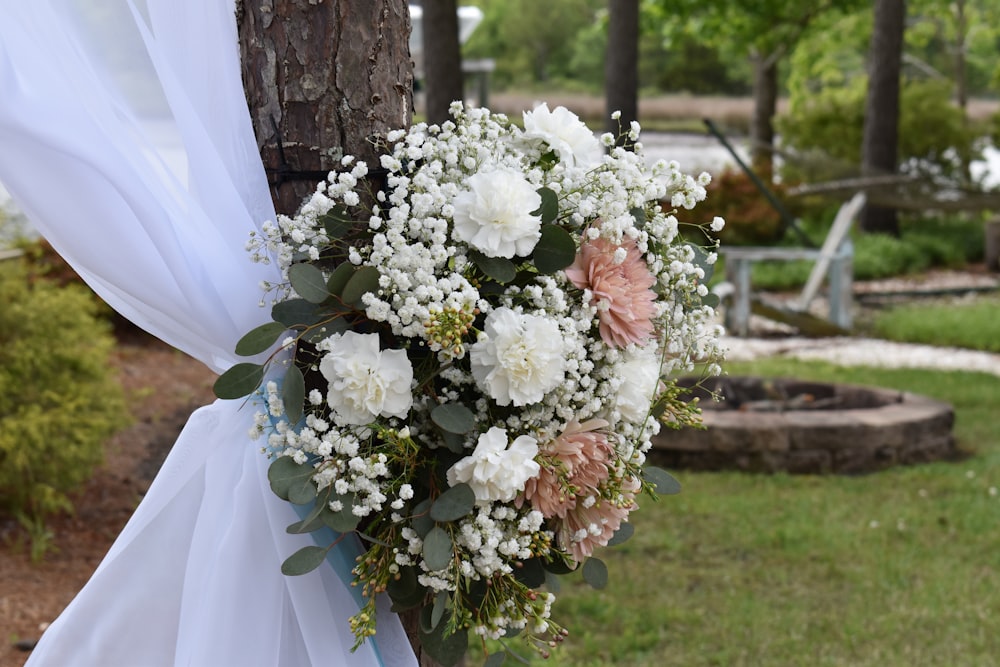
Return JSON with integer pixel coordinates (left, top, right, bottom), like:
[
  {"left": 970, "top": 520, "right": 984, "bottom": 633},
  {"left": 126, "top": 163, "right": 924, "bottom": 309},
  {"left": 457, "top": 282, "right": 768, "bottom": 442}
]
[{"left": 0, "top": 1, "right": 416, "bottom": 665}]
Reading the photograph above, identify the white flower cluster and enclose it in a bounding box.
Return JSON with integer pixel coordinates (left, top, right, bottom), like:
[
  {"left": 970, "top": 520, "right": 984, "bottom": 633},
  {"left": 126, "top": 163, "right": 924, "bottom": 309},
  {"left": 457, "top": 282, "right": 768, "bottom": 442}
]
[{"left": 243, "top": 102, "right": 724, "bottom": 651}]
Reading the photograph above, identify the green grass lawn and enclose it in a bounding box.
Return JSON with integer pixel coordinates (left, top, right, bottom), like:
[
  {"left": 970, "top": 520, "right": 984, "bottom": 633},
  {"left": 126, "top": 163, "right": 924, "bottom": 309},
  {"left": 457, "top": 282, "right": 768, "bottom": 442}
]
[
  {"left": 476, "top": 360, "right": 1000, "bottom": 666},
  {"left": 872, "top": 294, "right": 1000, "bottom": 353}
]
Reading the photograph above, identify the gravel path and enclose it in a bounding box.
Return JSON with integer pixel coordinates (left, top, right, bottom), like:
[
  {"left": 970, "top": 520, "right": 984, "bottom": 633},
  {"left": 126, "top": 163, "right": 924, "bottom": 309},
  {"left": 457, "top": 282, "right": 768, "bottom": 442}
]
[{"left": 723, "top": 335, "right": 1000, "bottom": 378}]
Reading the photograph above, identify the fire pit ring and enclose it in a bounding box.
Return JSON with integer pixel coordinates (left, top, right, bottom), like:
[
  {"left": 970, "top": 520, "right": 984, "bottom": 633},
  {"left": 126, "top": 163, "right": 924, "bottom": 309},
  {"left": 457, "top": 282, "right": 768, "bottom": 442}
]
[{"left": 652, "top": 377, "right": 958, "bottom": 474}]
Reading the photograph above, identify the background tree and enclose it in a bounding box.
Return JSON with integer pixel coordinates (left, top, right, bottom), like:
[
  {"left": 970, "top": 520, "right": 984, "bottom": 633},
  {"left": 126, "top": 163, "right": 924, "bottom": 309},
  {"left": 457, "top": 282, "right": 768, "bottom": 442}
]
[
  {"left": 420, "top": 0, "right": 464, "bottom": 125},
  {"left": 237, "top": 0, "right": 413, "bottom": 214},
  {"left": 651, "top": 0, "right": 864, "bottom": 172},
  {"left": 605, "top": 0, "right": 639, "bottom": 141},
  {"left": 860, "top": 0, "right": 906, "bottom": 235}
]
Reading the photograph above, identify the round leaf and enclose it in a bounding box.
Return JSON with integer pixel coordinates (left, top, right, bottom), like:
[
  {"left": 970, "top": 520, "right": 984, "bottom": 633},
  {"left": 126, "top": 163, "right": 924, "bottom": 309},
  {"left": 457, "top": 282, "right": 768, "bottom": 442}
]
[
  {"left": 234, "top": 321, "right": 288, "bottom": 357},
  {"left": 484, "top": 653, "right": 507, "bottom": 667},
  {"left": 420, "top": 612, "right": 468, "bottom": 667},
  {"left": 321, "top": 496, "right": 362, "bottom": 533},
  {"left": 644, "top": 466, "right": 682, "bottom": 495},
  {"left": 422, "top": 526, "right": 453, "bottom": 572},
  {"left": 281, "top": 545, "right": 328, "bottom": 576},
  {"left": 282, "top": 364, "right": 305, "bottom": 424},
  {"left": 470, "top": 250, "right": 516, "bottom": 284},
  {"left": 513, "top": 557, "right": 545, "bottom": 588},
  {"left": 213, "top": 362, "right": 264, "bottom": 399},
  {"left": 288, "top": 474, "right": 318, "bottom": 506},
  {"left": 430, "top": 484, "right": 476, "bottom": 522},
  {"left": 326, "top": 262, "right": 355, "bottom": 296},
  {"left": 272, "top": 298, "right": 322, "bottom": 328},
  {"left": 267, "top": 456, "right": 313, "bottom": 501},
  {"left": 288, "top": 262, "right": 329, "bottom": 304},
  {"left": 431, "top": 403, "right": 476, "bottom": 434},
  {"left": 430, "top": 591, "right": 449, "bottom": 630},
  {"left": 532, "top": 186, "right": 559, "bottom": 225},
  {"left": 387, "top": 565, "right": 422, "bottom": 609},
  {"left": 582, "top": 556, "right": 609, "bottom": 590},
  {"left": 341, "top": 265, "right": 381, "bottom": 306},
  {"left": 533, "top": 224, "right": 576, "bottom": 274},
  {"left": 605, "top": 521, "right": 635, "bottom": 547},
  {"left": 320, "top": 205, "right": 355, "bottom": 239}
]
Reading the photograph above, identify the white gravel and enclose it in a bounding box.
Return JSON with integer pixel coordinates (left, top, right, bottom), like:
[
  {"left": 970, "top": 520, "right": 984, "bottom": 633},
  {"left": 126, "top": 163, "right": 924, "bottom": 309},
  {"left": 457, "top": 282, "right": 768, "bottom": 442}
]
[{"left": 723, "top": 335, "right": 1000, "bottom": 378}]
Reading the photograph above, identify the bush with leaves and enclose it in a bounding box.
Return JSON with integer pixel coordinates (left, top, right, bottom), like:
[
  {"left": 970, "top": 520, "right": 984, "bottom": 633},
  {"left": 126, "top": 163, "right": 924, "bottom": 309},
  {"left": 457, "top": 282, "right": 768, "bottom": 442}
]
[{"left": 0, "top": 260, "right": 128, "bottom": 557}]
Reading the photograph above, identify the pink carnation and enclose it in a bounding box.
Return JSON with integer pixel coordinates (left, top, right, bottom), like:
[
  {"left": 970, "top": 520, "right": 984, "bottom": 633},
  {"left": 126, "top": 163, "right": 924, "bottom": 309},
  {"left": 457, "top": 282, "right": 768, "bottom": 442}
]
[
  {"left": 565, "top": 234, "right": 657, "bottom": 348},
  {"left": 557, "top": 476, "right": 639, "bottom": 563},
  {"left": 522, "top": 419, "right": 612, "bottom": 518}
]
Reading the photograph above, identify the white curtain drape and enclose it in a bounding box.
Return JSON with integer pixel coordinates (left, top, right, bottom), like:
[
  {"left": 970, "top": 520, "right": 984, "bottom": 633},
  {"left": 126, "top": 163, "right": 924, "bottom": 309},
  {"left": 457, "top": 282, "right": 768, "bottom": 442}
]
[{"left": 0, "top": 1, "right": 416, "bottom": 664}]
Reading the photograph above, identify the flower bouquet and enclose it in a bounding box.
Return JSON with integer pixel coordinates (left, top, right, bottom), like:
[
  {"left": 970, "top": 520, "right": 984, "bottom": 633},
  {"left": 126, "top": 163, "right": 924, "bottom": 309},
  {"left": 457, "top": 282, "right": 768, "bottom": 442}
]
[{"left": 215, "top": 103, "right": 724, "bottom": 665}]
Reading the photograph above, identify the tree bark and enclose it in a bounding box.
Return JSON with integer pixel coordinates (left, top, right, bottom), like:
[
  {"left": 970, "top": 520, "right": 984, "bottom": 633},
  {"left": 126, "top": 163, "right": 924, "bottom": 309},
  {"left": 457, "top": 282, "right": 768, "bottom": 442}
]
[
  {"left": 749, "top": 50, "right": 779, "bottom": 176},
  {"left": 421, "top": 0, "right": 464, "bottom": 126},
  {"left": 860, "top": 0, "right": 906, "bottom": 236},
  {"left": 605, "top": 0, "right": 639, "bottom": 145},
  {"left": 237, "top": 0, "right": 413, "bottom": 215}
]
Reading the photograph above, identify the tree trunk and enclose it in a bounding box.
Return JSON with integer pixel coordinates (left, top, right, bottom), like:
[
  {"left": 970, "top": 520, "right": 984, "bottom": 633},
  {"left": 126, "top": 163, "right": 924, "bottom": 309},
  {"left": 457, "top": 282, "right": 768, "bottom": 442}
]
[
  {"left": 421, "top": 0, "right": 464, "bottom": 126},
  {"left": 237, "top": 2, "right": 446, "bottom": 664},
  {"left": 237, "top": 0, "right": 413, "bottom": 215},
  {"left": 749, "top": 50, "right": 778, "bottom": 176},
  {"left": 605, "top": 0, "right": 639, "bottom": 145},
  {"left": 860, "top": 0, "right": 906, "bottom": 236}
]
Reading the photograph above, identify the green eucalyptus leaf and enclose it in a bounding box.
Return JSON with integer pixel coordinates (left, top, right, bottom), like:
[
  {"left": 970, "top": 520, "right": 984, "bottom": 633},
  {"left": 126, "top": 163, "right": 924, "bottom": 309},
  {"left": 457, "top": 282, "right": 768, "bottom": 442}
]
[
  {"left": 281, "top": 545, "right": 328, "bottom": 576},
  {"left": 439, "top": 431, "right": 466, "bottom": 454},
  {"left": 419, "top": 612, "right": 468, "bottom": 667},
  {"left": 469, "top": 250, "right": 517, "bottom": 284},
  {"left": 687, "top": 242, "right": 715, "bottom": 283},
  {"left": 430, "top": 591, "right": 449, "bottom": 631},
  {"left": 543, "top": 557, "right": 574, "bottom": 575},
  {"left": 644, "top": 466, "right": 682, "bottom": 495},
  {"left": 320, "top": 205, "right": 356, "bottom": 239},
  {"left": 285, "top": 500, "right": 326, "bottom": 534},
  {"left": 272, "top": 298, "right": 322, "bottom": 328},
  {"left": 544, "top": 569, "right": 562, "bottom": 593},
  {"left": 430, "top": 484, "right": 476, "bottom": 522},
  {"left": 386, "top": 565, "right": 421, "bottom": 609},
  {"left": 326, "top": 262, "right": 355, "bottom": 297},
  {"left": 213, "top": 362, "right": 265, "bottom": 399},
  {"left": 411, "top": 498, "right": 435, "bottom": 538},
  {"left": 532, "top": 186, "right": 559, "bottom": 225},
  {"left": 234, "top": 321, "right": 288, "bottom": 357},
  {"left": 513, "top": 557, "right": 545, "bottom": 588},
  {"left": 288, "top": 262, "right": 330, "bottom": 304},
  {"left": 605, "top": 521, "right": 635, "bottom": 547},
  {"left": 631, "top": 206, "right": 647, "bottom": 227},
  {"left": 287, "top": 474, "right": 318, "bottom": 506},
  {"left": 341, "top": 265, "right": 381, "bottom": 306},
  {"left": 582, "top": 557, "right": 609, "bottom": 590},
  {"left": 702, "top": 292, "right": 721, "bottom": 309},
  {"left": 484, "top": 652, "right": 507, "bottom": 667},
  {"left": 431, "top": 403, "right": 475, "bottom": 434},
  {"left": 422, "top": 526, "right": 453, "bottom": 572},
  {"left": 321, "top": 495, "right": 362, "bottom": 533},
  {"left": 267, "top": 456, "right": 313, "bottom": 501},
  {"left": 303, "top": 317, "right": 351, "bottom": 344},
  {"left": 282, "top": 364, "right": 305, "bottom": 424},
  {"left": 533, "top": 223, "right": 576, "bottom": 274}
]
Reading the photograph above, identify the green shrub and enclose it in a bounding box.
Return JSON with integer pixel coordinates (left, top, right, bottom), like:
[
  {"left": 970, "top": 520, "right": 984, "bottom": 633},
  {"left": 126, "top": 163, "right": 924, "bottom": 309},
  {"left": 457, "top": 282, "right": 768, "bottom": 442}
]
[{"left": 0, "top": 260, "right": 128, "bottom": 557}]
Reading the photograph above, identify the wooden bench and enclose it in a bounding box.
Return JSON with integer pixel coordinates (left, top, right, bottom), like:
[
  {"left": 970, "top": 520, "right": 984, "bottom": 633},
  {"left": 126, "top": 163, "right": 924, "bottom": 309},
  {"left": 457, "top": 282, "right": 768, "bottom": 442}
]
[{"left": 719, "top": 192, "right": 866, "bottom": 337}]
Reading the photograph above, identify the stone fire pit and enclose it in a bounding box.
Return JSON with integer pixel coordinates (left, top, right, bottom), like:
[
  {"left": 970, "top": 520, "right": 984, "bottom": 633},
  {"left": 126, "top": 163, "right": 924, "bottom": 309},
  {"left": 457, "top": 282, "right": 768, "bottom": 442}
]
[{"left": 653, "top": 377, "right": 958, "bottom": 474}]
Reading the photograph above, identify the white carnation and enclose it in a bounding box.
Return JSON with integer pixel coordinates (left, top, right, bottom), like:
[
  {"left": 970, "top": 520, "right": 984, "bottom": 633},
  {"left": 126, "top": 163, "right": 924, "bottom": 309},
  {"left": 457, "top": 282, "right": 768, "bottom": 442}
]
[
  {"left": 522, "top": 103, "right": 601, "bottom": 168},
  {"left": 615, "top": 344, "right": 663, "bottom": 423},
  {"left": 470, "top": 308, "right": 565, "bottom": 407},
  {"left": 319, "top": 331, "right": 413, "bottom": 425},
  {"left": 452, "top": 169, "right": 542, "bottom": 258},
  {"left": 446, "top": 427, "right": 540, "bottom": 505}
]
